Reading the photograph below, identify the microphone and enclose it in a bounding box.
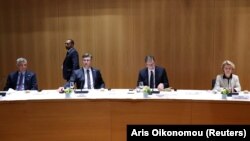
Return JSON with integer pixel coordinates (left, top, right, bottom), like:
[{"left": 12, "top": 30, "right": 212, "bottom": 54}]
[
  {"left": 75, "top": 80, "right": 88, "bottom": 94},
  {"left": 0, "top": 91, "right": 6, "bottom": 97},
  {"left": 81, "top": 79, "right": 84, "bottom": 91}
]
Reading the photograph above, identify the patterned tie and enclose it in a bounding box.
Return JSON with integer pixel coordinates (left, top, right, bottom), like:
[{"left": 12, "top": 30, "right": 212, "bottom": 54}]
[
  {"left": 150, "top": 71, "right": 154, "bottom": 88},
  {"left": 87, "top": 69, "right": 91, "bottom": 89},
  {"left": 18, "top": 73, "right": 24, "bottom": 90}
]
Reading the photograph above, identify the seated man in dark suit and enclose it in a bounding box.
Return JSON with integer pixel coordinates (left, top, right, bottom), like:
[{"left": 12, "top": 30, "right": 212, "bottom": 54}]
[
  {"left": 3, "top": 57, "right": 38, "bottom": 91},
  {"left": 137, "top": 55, "right": 169, "bottom": 91},
  {"left": 59, "top": 53, "right": 105, "bottom": 91}
]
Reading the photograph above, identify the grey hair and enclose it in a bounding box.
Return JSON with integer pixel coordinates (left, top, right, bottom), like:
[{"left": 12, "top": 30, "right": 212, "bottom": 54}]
[
  {"left": 16, "top": 57, "right": 27, "bottom": 65},
  {"left": 144, "top": 55, "right": 155, "bottom": 63},
  {"left": 221, "top": 60, "right": 235, "bottom": 70}
]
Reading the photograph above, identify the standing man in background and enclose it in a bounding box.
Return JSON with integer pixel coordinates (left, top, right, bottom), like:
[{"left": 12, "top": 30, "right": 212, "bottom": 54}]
[
  {"left": 3, "top": 57, "right": 38, "bottom": 91},
  {"left": 62, "top": 39, "right": 80, "bottom": 81}
]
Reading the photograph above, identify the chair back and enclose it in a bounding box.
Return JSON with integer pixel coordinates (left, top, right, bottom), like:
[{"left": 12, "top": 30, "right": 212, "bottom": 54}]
[{"left": 212, "top": 79, "right": 216, "bottom": 89}]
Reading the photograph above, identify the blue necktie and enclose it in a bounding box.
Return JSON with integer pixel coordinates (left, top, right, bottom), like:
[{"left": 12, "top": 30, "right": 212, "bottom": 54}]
[{"left": 18, "top": 73, "right": 24, "bottom": 90}]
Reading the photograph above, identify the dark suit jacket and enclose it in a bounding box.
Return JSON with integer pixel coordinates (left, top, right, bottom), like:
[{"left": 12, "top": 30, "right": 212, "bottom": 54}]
[
  {"left": 64, "top": 67, "right": 105, "bottom": 89},
  {"left": 3, "top": 71, "right": 38, "bottom": 91},
  {"left": 137, "top": 66, "right": 169, "bottom": 88},
  {"left": 63, "top": 48, "right": 80, "bottom": 81}
]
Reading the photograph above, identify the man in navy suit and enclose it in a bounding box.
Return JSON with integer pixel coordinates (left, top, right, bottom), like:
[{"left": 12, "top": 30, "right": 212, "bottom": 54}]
[
  {"left": 59, "top": 53, "right": 105, "bottom": 91},
  {"left": 62, "top": 39, "right": 80, "bottom": 81},
  {"left": 3, "top": 58, "right": 38, "bottom": 91},
  {"left": 137, "top": 55, "right": 169, "bottom": 90}
]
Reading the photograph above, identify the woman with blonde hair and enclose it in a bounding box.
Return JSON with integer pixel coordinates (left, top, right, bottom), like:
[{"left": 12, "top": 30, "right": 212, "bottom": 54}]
[{"left": 213, "top": 60, "right": 241, "bottom": 92}]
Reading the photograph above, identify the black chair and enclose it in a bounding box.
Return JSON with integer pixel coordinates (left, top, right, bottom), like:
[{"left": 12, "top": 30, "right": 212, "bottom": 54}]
[{"left": 211, "top": 79, "right": 216, "bottom": 89}]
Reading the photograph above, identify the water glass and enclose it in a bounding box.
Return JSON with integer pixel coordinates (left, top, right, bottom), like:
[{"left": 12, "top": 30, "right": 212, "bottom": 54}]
[
  {"left": 139, "top": 81, "right": 144, "bottom": 89},
  {"left": 69, "top": 82, "right": 75, "bottom": 89}
]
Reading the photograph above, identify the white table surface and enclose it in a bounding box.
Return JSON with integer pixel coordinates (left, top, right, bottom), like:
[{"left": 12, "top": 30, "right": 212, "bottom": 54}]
[{"left": 0, "top": 89, "right": 249, "bottom": 102}]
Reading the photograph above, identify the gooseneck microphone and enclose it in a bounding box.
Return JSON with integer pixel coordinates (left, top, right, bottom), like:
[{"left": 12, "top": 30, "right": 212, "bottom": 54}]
[{"left": 81, "top": 80, "right": 84, "bottom": 91}]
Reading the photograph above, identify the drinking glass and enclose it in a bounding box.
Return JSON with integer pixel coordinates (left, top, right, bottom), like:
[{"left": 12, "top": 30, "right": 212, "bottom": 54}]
[
  {"left": 70, "top": 82, "right": 75, "bottom": 89},
  {"left": 139, "top": 81, "right": 144, "bottom": 89}
]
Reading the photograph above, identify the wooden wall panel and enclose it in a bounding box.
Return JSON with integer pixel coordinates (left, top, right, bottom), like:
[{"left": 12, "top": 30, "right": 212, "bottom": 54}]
[
  {"left": 57, "top": 0, "right": 92, "bottom": 87},
  {"left": 90, "top": 0, "right": 132, "bottom": 88},
  {"left": 0, "top": 0, "right": 59, "bottom": 89},
  {"left": 1, "top": 0, "right": 250, "bottom": 90},
  {"left": 214, "top": 0, "right": 250, "bottom": 91},
  {"left": 172, "top": 0, "right": 215, "bottom": 89},
  {"left": 131, "top": 0, "right": 174, "bottom": 88}
]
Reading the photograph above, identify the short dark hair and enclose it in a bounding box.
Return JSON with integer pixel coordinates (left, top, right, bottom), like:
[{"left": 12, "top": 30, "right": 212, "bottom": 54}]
[
  {"left": 144, "top": 55, "right": 155, "bottom": 63},
  {"left": 82, "top": 53, "right": 93, "bottom": 59}
]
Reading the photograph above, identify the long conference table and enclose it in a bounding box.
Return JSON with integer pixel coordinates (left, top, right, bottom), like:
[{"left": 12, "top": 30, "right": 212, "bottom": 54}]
[{"left": 1, "top": 89, "right": 250, "bottom": 141}]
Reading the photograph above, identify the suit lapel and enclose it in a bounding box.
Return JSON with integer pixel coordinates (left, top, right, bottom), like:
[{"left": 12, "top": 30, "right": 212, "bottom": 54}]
[
  {"left": 68, "top": 48, "right": 75, "bottom": 56},
  {"left": 154, "top": 67, "right": 159, "bottom": 84},
  {"left": 91, "top": 68, "right": 96, "bottom": 86},
  {"left": 24, "top": 72, "right": 29, "bottom": 90},
  {"left": 13, "top": 72, "right": 19, "bottom": 88},
  {"left": 91, "top": 68, "right": 97, "bottom": 88},
  {"left": 65, "top": 48, "right": 74, "bottom": 60}
]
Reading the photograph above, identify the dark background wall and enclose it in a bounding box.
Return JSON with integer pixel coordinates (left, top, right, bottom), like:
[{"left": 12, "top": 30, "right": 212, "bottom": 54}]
[{"left": 1, "top": 0, "right": 250, "bottom": 90}]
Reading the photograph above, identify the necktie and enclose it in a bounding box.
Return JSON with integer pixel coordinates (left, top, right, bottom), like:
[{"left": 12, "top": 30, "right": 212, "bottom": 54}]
[
  {"left": 87, "top": 69, "right": 91, "bottom": 89},
  {"left": 18, "top": 73, "right": 24, "bottom": 90},
  {"left": 150, "top": 71, "right": 154, "bottom": 88}
]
